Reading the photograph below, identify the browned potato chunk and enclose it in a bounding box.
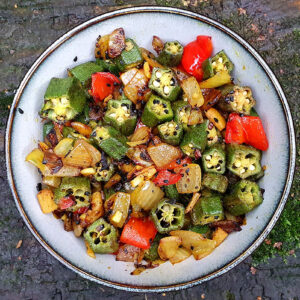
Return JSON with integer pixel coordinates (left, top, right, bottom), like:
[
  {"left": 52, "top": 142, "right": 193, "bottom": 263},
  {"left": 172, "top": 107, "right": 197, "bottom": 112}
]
[
  {"left": 169, "top": 247, "right": 192, "bottom": 265},
  {"left": 37, "top": 189, "right": 57, "bottom": 214},
  {"left": 212, "top": 227, "right": 229, "bottom": 247},
  {"left": 192, "top": 239, "right": 217, "bottom": 260},
  {"left": 170, "top": 230, "right": 204, "bottom": 250},
  {"left": 158, "top": 236, "right": 181, "bottom": 260}
]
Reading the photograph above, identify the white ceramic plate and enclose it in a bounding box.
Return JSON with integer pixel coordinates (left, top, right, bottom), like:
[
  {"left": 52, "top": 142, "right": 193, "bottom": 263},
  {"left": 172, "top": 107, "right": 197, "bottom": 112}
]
[{"left": 6, "top": 6, "right": 296, "bottom": 292}]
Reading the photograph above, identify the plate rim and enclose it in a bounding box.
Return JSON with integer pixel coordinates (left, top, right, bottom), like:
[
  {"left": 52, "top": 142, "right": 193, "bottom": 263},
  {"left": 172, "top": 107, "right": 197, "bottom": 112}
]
[{"left": 5, "top": 5, "right": 296, "bottom": 293}]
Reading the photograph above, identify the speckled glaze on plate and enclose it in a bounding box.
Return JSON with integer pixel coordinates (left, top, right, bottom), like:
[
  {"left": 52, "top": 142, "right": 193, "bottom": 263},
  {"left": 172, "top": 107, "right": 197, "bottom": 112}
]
[{"left": 6, "top": 6, "right": 296, "bottom": 292}]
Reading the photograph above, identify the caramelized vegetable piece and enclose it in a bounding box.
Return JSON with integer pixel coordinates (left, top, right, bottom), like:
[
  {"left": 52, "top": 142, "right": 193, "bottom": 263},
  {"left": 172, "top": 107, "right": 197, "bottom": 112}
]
[
  {"left": 26, "top": 148, "right": 50, "bottom": 175},
  {"left": 169, "top": 247, "right": 192, "bottom": 264},
  {"left": 116, "top": 244, "right": 143, "bottom": 262},
  {"left": 176, "top": 164, "right": 201, "bottom": 194},
  {"left": 147, "top": 142, "right": 182, "bottom": 169},
  {"left": 185, "top": 192, "right": 200, "bottom": 214},
  {"left": 80, "top": 139, "right": 101, "bottom": 166},
  {"left": 181, "top": 76, "right": 204, "bottom": 108},
  {"left": 108, "top": 28, "right": 125, "bottom": 58},
  {"left": 95, "top": 34, "right": 109, "bottom": 59},
  {"left": 192, "top": 239, "right": 217, "bottom": 260},
  {"left": 54, "top": 138, "right": 74, "bottom": 158},
  {"left": 158, "top": 236, "right": 181, "bottom": 260},
  {"left": 85, "top": 240, "right": 96, "bottom": 258},
  {"left": 130, "top": 180, "right": 164, "bottom": 211},
  {"left": 109, "top": 192, "right": 131, "bottom": 228},
  {"left": 37, "top": 189, "right": 58, "bottom": 214},
  {"left": 71, "top": 122, "right": 92, "bottom": 137},
  {"left": 205, "top": 108, "right": 226, "bottom": 131},
  {"left": 128, "top": 126, "right": 151, "bottom": 147},
  {"left": 42, "top": 176, "right": 61, "bottom": 188},
  {"left": 62, "top": 139, "right": 93, "bottom": 168},
  {"left": 212, "top": 227, "right": 228, "bottom": 246},
  {"left": 152, "top": 35, "right": 164, "bottom": 54},
  {"left": 45, "top": 165, "right": 81, "bottom": 177},
  {"left": 201, "top": 88, "right": 222, "bottom": 110},
  {"left": 170, "top": 230, "right": 204, "bottom": 250},
  {"left": 199, "top": 71, "right": 231, "bottom": 89},
  {"left": 140, "top": 47, "right": 164, "bottom": 68}
]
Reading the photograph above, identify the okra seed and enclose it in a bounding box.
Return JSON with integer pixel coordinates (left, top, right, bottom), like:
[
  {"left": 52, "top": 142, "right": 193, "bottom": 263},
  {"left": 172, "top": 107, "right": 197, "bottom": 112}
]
[
  {"left": 153, "top": 99, "right": 159, "bottom": 104},
  {"left": 156, "top": 71, "right": 162, "bottom": 78},
  {"left": 249, "top": 165, "right": 255, "bottom": 171},
  {"left": 125, "top": 113, "right": 130, "bottom": 117},
  {"left": 212, "top": 62, "right": 216, "bottom": 67},
  {"left": 189, "top": 143, "right": 193, "bottom": 148},
  {"left": 240, "top": 169, "right": 246, "bottom": 174},
  {"left": 153, "top": 80, "right": 160, "bottom": 87},
  {"left": 205, "top": 155, "right": 212, "bottom": 160},
  {"left": 213, "top": 152, "right": 218, "bottom": 157},
  {"left": 170, "top": 79, "right": 175, "bottom": 86},
  {"left": 235, "top": 162, "right": 241, "bottom": 167},
  {"left": 162, "top": 103, "right": 167, "bottom": 108},
  {"left": 243, "top": 91, "right": 247, "bottom": 96},
  {"left": 164, "top": 109, "right": 169, "bottom": 114},
  {"left": 245, "top": 98, "right": 250, "bottom": 103},
  {"left": 179, "top": 112, "right": 185, "bottom": 116},
  {"left": 207, "top": 163, "right": 212, "bottom": 168},
  {"left": 169, "top": 123, "right": 174, "bottom": 127},
  {"left": 164, "top": 86, "right": 170, "bottom": 94},
  {"left": 110, "top": 113, "right": 116, "bottom": 118}
]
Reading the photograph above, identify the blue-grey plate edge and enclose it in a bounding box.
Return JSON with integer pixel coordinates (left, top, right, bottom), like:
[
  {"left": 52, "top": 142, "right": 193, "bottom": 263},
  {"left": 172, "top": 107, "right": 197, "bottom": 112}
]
[{"left": 5, "top": 6, "right": 296, "bottom": 293}]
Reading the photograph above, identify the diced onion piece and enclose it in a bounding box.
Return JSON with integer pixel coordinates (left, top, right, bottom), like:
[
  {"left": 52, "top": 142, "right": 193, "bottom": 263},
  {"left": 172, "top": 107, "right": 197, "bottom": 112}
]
[
  {"left": 140, "top": 47, "right": 164, "bottom": 68},
  {"left": 212, "top": 227, "right": 228, "bottom": 247},
  {"left": 44, "top": 165, "right": 81, "bottom": 177},
  {"left": 188, "top": 109, "right": 203, "bottom": 126},
  {"left": 169, "top": 247, "right": 192, "bottom": 265},
  {"left": 109, "top": 192, "right": 131, "bottom": 228},
  {"left": 104, "top": 173, "right": 122, "bottom": 189},
  {"left": 127, "top": 147, "right": 153, "bottom": 167},
  {"left": 147, "top": 143, "right": 182, "bottom": 169},
  {"left": 176, "top": 164, "right": 201, "bottom": 194},
  {"left": 205, "top": 108, "right": 226, "bottom": 131},
  {"left": 158, "top": 236, "right": 182, "bottom": 260},
  {"left": 128, "top": 126, "right": 151, "bottom": 147},
  {"left": 62, "top": 140, "right": 93, "bottom": 168},
  {"left": 181, "top": 76, "right": 204, "bottom": 108},
  {"left": 79, "top": 139, "right": 101, "bottom": 166},
  {"left": 42, "top": 176, "right": 61, "bottom": 188},
  {"left": 170, "top": 230, "right": 204, "bottom": 250},
  {"left": 25, "top": 148, "right": 50, "bottom": 175},
  {"left": 37, "top": 189, "right": 58, "bottom": 214},
  {"left": 192, "top": 239, "right": 217, "bottom": 260},
  {"left": 199, "top": 70, "right": 231, "bottom": 89},
  {"left": 130, "top": 180, "right": 164, "bottom": 211},
  {"left": 120, "top": 68, "right": 139, "bottom": 86},
  {"left": 54, "top": 138, "right": 74, "bottom": 158}
]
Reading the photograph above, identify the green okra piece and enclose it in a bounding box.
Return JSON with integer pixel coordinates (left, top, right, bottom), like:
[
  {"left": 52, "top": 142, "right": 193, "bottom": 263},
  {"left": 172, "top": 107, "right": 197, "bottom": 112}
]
[
  {"left": 149, "top": 67, "right": 181, "bottom": 102},
  {"left": 191, "top": 195, "right": 224, "bottom": 225},
  {"left": 40, "top": 77, "right": 86, "bottom": 122},
  {"left": 158, "top": 121, "right": 183, "bottom": 145},
  {"left": 202, "top": 144, "right": 226, "bottom": 174},
  {"left": 141, "top": 94, "right": 173, "bottom": 127},
  {"left": 84, "top": 218, "right": 119, "bottom": 254},
  {"left": 202, "top": 173, "right": 229, "bottom": 194},
  {"left": 103, "top": 99, "right": 137, "bottom": 136},
  {"left": 223, "top": 179, "right": 263, "bottom": 216},
  {"left": 157, "top": 41, "right": 183, "bottom": 67}
]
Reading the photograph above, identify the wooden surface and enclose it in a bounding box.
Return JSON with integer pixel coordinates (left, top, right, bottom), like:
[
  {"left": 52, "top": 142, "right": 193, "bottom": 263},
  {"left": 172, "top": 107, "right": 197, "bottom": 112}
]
[{"left": 0, "top": 1, "right": 299, "bottom": 299}]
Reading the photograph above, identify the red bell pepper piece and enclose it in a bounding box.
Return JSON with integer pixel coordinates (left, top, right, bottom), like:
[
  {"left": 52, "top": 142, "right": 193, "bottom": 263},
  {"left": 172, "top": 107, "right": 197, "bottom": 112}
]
[
  {"left": 181, "top": 36, "right": 213, "bottom": 81},
  {"left": 120, "top": 217, "right": 157, "bottom": 250},
  {"left": 153, "top": 170, "right": 182, "bottom": 186},
  {"left": 225, "top": 113, "right": 247, "bottom": 144},
  {"left": 89, "top": 72, "right": 120, "bottom": 102},
  {"left": 58, "top": 196, "right": 75, "bottom": 210},
  {"left": 160, "top": 157, "right": 192, "bottom": 171},
  {"left": 225, "top": 113, "right": 268, "bottom": 151},
  {"left": 241, "top": 116, "right": 269, "bottom": 151},
  {"left": 73, "top": 206, "right": 89, "bottom": 215}
]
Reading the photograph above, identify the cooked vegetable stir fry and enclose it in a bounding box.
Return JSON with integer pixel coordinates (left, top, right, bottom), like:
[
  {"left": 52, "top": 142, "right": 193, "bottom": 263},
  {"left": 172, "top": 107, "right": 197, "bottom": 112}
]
[{"left": 26, "top": 28, "right": 269, "bottom": 273}]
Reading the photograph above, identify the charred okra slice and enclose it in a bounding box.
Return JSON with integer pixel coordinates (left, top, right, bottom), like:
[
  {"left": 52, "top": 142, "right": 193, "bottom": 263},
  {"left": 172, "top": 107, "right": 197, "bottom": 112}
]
[
  {"left": 54, "top": 177, "right": 91, "bottom": 212},
  {"left": 202, "top": 173, "right": 228, "bottom": 193},
  {"left": 141, "top": 95, "right": 173, "bottom": 127},
  {"left": 91, "top": 125, "right": 128, "bottom": 160},
  {"left": 40, "top": 77, "right": 86, "bottom": 122},
  {"left": 180, "top": 123, "right": 207, "bottom": 158},
  {"left": 202, "top": 50, "right": 234, "bottom": 79},
  {"left": 227, "top": 144, "right": 262, "bottom": 179},
  {"left": 223, "top": 180, "right": 263, "bottom": 216},
  {"left": 144, "top": 233, "right": 164, "bottom": 261},
  {"left": 149, "top": 68, "right": 181, "bottom": 102},
  {"left": 84, "top": 218, "right": 119, "bottom": 254},
  {"left": 191, "top": 196, "right": 224, "bottom": 225},
  {"left": 114, "top": 38, "right": 143, "bottom": 71},
  {"left": 173, "top": 100, "right": 191, "bottom": 131},
  {"left": 157, "top": 41, "right": 183, "bottom": 67},
  {"left": 43, "top": 122, "right": 54, "bottom": 140},
  {"left": 204, "top": 120, "right": 222, "bottom": 146},
  {"left": 202, "top": 144, "right": 226, "bottom": 174},
  {"left": 68, "top": 62, "right": 103, "bottom": 89},
  {"left": 189, "top": 225, "right": 211, "bottom": 238},
  {"left": 151, "top": 199, "right": 185, "bottom": 234},
  {"left": 158, "top": 121, "right": 183, "bottom": 145},
  {"left": 104, "top": 99, "right": 137, "bottom": 136},
  {"left": 219, "top": 86, "right": 256, "bottom": 115},
  {"left": 96, "top": 58, "right": 120, "bottom": 76},
  {"left": 94, "top": 153, "right": 115, "bottom": 182}
]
